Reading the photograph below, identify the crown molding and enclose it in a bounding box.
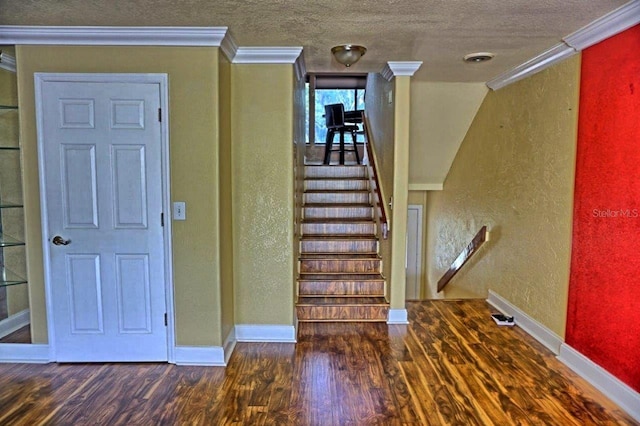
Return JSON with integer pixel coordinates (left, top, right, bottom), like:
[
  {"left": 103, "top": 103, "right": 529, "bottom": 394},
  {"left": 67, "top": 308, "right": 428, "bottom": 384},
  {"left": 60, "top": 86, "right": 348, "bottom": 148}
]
[
  {"left": 387, "top": 61, "right": 423, "bottom": 76},
  {"left": 381, "top": 64, "right": 394, "bottom": 81},
  {"left": 0, "top": 26, "right": 228, "bottom": 46},
  {"left": 232, "top": 47, "right": 303, "bottom": 64},
  {"left": 486, "top": 43, "right": 577, "bottom": 90},
  {"left": 294, "top": 53, "right": 307, "bottom": 81},
  {"left": 381, "top": 61, "right": 423, "bottom": 81},
  {"left": 221, "top": 36, "right": 304, "bottom": 68},
  {"left": 487, "top": 1, "right": 640, "bottom": 91},
  {"left": 0, "top": 52, "right": 16, "bottom": 73},
  {"left": 564, "top": 0, "right": 640, "bottom": 50},
  {"left": 220, "top": 31, "right": 238, "bottom": 62},
  {"left": 0, "top": 26, "right": 304, "bottom": 67}
]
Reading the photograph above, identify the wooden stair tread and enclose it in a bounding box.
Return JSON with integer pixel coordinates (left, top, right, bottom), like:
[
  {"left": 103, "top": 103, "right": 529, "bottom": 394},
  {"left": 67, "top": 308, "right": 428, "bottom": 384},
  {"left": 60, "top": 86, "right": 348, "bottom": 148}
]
[
  {"left": 301, "top": 224, "right": 376, "bottom": 235},
  {"left": 301, "top": 218, "right": 375, "bottom": 224},
  {"left": 300, "top": 234, "right": 377, "bottom": 240},
  {"left": 300, "top": 252, "right": 379, "bottom": 258},
  {"left": 300, "top": 253, "right": 381, "bottom": 259},
  {"left": 297, "top": 297, "right": 389, "bottom": 306},
  {"left": 298, "top": 273, "right": 385, "bottom": 281},
  {"left": 300, "top": 295, "right": 381, "bottom": 298},
  {"left": 304, "top": 203, "right": 372, "bottom": 208},
  {"left": 298, "top": 272, "right": 382, "bottom": 277},
  {"left": 304, "top": 189, "right": 370, "bottom": 193},
  {"left": 305, "top": 177, "right": 368, "bottom": 181}
]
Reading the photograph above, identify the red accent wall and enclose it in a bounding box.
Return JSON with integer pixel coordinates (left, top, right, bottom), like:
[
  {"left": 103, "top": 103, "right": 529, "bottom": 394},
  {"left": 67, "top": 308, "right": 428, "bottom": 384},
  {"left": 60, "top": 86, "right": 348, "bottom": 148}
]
[{"left": 567, "top": 24, "right": 640, "bottom": 392}]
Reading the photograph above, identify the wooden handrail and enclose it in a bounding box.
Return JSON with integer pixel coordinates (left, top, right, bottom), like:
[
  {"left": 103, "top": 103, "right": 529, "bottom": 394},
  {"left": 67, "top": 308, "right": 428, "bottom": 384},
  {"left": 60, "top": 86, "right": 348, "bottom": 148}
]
[
  {"left": 361, "top": 113, "right": 389, "bottom": 240},
  {"left": 437, "top": 226, "right": 489, "bottom": 292}
]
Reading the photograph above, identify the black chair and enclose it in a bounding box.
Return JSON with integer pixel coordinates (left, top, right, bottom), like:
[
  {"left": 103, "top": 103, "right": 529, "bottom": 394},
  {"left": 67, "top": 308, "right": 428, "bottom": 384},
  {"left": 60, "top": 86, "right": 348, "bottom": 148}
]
[{"left": 323, "top": 104, "right": 361, "bottom": 165}]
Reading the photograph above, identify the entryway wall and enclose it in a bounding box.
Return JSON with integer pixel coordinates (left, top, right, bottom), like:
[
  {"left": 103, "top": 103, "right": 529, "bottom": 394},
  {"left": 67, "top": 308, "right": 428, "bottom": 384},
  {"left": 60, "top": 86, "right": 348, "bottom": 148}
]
[
  {"left": 16, "top": 45, "right": 226, "bottom": 347},
  {"left": 15, "top": 43, "right": 299, "bottom": 353}
]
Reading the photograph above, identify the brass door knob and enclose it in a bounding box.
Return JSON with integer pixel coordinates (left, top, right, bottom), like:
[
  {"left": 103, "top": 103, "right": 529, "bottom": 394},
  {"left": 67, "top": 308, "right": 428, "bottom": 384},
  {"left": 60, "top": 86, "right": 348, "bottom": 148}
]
[{"left": 52, "top": 236, "right": 71, "bottom": 246}]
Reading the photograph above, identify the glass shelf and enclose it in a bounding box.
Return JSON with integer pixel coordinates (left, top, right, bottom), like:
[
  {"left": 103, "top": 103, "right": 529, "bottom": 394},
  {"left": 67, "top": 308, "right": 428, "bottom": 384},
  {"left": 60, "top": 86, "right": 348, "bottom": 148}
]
[
  {"left": 0, "top": 100, "right": 27, "bottom": 291},
  {"left": 0, "top": 232, "right": 25, "bottom": 247},
  {"left": 0, "top": 266, "right": 27, "bottom": 287},
  {"left": 0, "top": 200, "right": 23, "bottom": 209}
]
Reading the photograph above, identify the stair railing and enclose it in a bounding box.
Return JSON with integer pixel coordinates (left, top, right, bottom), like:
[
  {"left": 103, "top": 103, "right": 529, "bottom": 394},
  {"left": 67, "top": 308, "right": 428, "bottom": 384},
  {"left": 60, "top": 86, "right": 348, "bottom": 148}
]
[
  {"left": 437, "top": 226, "right": 489, "bottom": 292},
  {"left": 361, "top": 113, "right": 390, "bottom": 240}
]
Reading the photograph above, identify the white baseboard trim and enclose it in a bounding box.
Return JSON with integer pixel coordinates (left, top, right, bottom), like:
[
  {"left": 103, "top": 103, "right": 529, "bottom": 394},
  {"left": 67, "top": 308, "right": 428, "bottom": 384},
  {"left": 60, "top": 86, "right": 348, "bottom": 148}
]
[
  {"left": 387, "top": 309, "right": 409, "bottom": 324},
  {"left": 173, "top": 346, "right": 226, "bottom": 366},
  {"left": 0, "top": 309, "right": 30, "bottom": 339},
  {"left": 0, "top": 343, "right": 50, "bottom": 363},
  {"left": 487, "top": 290, "right": 563, "bottom": 354},
  {"left": 558, "top": 343, "right": 640, "bottom": 423},
  {"left": 235, "top": 325, "right": 296, "bottom": 342}
]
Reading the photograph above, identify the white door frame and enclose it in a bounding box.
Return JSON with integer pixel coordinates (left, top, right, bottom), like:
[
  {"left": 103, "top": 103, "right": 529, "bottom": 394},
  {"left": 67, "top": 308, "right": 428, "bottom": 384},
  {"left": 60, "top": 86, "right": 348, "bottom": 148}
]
[
  {"left": 406, "top": 204, "right": 423, "bottom": 300},
  {"left": 34, "top": 73, "right": 175, "bottom": 363}
]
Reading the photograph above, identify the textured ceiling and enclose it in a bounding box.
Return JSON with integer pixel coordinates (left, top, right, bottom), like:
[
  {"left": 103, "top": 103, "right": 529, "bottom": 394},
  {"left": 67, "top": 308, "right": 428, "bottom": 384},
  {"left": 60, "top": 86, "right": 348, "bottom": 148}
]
[{"left": 0, "top": 0, "right": 628, "bottom": 82}]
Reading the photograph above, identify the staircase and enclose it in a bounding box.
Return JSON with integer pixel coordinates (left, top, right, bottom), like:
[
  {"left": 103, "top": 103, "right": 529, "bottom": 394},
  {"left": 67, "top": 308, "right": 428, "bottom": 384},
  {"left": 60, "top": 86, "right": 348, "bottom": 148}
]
[{"left": 296, "top": 165, "right": 389, "bottom": 322}]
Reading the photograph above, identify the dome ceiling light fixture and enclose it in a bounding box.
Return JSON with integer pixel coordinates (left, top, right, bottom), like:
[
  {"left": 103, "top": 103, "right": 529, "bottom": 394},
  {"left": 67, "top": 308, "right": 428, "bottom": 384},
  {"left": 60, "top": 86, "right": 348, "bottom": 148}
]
[
  {"left": 463, "top": 52, "right": 495, "bottom": 63},
  {"left": 331, "top": 45, "right": 367, "bottom": 67}
]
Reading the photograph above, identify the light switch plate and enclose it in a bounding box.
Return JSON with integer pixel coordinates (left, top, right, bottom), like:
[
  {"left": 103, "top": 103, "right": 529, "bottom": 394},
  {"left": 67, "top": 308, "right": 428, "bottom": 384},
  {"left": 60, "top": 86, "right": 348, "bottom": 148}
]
[{"left": 173, "top": 201, "right": 186, "bottom": 220}]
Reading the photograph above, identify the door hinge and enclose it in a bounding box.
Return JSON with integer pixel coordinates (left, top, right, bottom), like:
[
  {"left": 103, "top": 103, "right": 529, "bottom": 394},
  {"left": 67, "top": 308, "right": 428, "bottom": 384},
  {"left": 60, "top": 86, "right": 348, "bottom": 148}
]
[
  {"left": 164, "top": 313, "right": 168, "bottom": 326},
  {"left": 158, "top": 108, "right": 162, "bottom": 122},
  {"left": 161, "top": 212, "right": 164, "bottom": 227}
]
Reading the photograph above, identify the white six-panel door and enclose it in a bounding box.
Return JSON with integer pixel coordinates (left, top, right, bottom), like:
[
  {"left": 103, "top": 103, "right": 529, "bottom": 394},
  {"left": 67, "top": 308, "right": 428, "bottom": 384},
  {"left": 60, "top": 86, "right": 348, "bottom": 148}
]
[{"left": 36, "top": 76, "right": 168, "bottom": 361}]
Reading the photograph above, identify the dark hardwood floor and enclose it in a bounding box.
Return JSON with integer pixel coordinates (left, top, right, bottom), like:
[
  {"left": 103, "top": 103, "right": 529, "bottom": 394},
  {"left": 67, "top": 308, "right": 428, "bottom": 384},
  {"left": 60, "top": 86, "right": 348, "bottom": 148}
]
[{"left": 0, "top": 300, "right": 636, "bottom": 425}]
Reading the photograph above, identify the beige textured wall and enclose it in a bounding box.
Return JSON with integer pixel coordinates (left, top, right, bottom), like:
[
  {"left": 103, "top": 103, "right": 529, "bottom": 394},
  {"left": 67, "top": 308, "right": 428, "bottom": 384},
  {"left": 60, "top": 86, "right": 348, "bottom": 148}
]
[
  {"left": 16, "top": 45, "right": 223, "bottom": 346},
  {"left": 426, "top": 56, "right": 580, "bottom": 336},
  {"left": 231, "top": 64, "right": 295, "bottom": 325},
  {"left": 409, "top": 82, "right": 488, "bottom": 187},
  {"left": 218, "top": 51, "right": 234, "bottom": 342},
  {"left": 364, "top": 73, "right": 394, "bottom": 302},
  {"left": 365, "top": 73, "right": 394, "bottom": 210}
]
